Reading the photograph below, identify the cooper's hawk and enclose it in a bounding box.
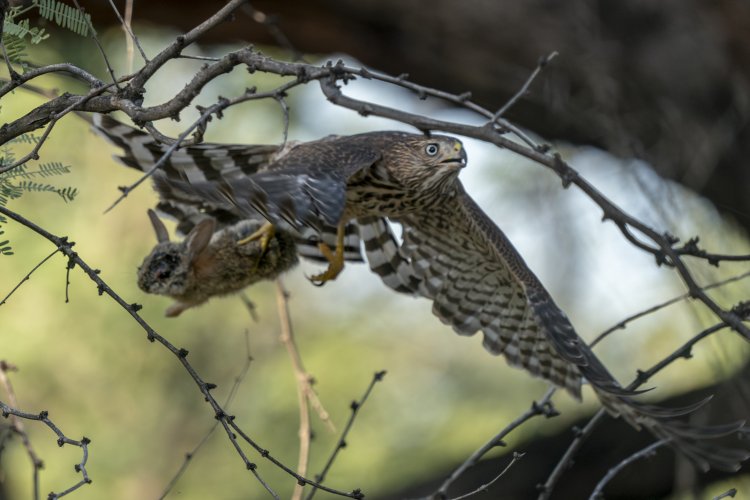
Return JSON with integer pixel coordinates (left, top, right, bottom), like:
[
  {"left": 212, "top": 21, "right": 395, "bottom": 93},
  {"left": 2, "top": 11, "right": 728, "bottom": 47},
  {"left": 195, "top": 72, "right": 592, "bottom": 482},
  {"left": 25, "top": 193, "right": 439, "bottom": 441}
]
[{"left": 93, "top": 115, "right": 747, "bottom": 471}]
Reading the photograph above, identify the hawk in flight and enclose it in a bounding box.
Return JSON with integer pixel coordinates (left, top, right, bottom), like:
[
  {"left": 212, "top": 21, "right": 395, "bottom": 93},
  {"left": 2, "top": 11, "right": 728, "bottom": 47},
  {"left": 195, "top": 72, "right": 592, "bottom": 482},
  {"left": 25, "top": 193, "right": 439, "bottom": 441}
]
[{"left": 93, "top": 115, "right": 746, "bottom": 471}]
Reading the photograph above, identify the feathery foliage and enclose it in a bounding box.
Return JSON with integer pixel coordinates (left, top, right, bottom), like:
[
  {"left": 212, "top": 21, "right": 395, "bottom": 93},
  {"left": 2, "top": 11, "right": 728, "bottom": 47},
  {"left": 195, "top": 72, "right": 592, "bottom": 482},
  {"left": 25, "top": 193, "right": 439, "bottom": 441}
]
[{"left": 0, "top": 138, "right": 78, "bottom": 256}]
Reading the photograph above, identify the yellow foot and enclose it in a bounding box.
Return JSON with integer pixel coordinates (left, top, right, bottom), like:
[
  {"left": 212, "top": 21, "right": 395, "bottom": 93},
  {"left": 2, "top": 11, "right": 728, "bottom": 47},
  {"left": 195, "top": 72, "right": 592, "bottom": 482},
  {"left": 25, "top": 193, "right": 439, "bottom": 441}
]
[
  {"left": 237, "top": 222, "right": 275, "bottom": 254},
  {"left": 309, "top": 222, "right": 346, "bottom": 286}
]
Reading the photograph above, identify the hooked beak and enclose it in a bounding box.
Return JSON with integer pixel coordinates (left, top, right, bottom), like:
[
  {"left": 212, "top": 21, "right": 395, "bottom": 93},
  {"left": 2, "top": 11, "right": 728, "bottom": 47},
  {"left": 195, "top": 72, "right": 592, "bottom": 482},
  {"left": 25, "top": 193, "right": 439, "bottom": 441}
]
[{"left": 441, "top": 143, "right": 467, "bottom": 169}]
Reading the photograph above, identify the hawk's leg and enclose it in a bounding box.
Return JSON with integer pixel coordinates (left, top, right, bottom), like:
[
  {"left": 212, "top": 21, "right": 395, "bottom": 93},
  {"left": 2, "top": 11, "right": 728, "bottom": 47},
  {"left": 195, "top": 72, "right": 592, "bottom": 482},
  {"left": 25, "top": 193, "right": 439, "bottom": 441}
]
[
  {"left": 237, "top": 222, "right": 275, "bottom": 258},
  {"left": 309, "top": 221, "right": 346, "bottom": 286}
]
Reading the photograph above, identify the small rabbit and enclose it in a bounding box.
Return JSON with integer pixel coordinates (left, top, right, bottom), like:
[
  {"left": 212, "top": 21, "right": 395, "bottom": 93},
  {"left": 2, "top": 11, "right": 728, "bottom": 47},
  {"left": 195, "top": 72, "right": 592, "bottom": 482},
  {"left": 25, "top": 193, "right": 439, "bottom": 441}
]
[{"left": 137, "top": 209, "right": 299, "bottom": 317}]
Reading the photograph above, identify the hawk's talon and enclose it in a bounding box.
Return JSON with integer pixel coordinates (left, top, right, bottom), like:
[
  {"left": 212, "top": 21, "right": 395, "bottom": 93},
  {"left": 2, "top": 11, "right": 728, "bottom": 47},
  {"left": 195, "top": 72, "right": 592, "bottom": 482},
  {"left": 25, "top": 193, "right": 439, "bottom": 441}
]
[
  {"left": 238, "top": 222, "right": 275, "bottom": 253},
  {"left": 307, "top": 222, "right": 346, "bottom": 286},
  {"left": 237, "top": 222, "right": 275, "bottom": 271}
]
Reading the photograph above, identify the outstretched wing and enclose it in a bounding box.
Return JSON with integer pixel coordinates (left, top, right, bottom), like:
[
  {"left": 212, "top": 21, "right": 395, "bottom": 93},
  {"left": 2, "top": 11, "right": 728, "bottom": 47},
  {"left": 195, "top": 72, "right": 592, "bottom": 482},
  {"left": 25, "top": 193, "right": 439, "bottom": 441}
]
[
  {"left": 359, "top": 183, "right": 748, "bottom": 471},
  {"left": 359, "top": 184, "right": 601, "bottom": 398},
  {"left": 156, "top": 135, "right": 383, "bottom": 234},
  {"left": 92, "top": 114, "right": 363, "bottom": 262}
]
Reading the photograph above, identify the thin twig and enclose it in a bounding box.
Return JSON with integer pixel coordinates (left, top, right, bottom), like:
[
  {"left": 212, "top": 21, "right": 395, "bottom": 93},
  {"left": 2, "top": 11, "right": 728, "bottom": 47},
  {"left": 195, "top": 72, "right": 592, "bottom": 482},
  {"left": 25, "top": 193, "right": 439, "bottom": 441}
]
[
  {"left": 107, "top": 0, "right": 149, "bottom": 69},
  {"left": 450, "top": 452, "right": 526, "bottom": 500},
  {"left": 0, "top": 361, "right": 43, "bottom": 500},
  {"left": 275, "top": 278, "right": 312, "bottom": 500},
  {"left": 0, "top": 397, "right": 91, "bottom": 498},
  {"left": 713, "top": 487, "right": 738, "bottom": 500},
  {"left": 588, "top": 440, "right": 668, "bottom": 499},
  {"left": 492, "top": 51, "right": 558, "bottom": 119},
  {"left": 71, "top": 0, "right": 120, "bottom": 89},
  {"left": 0, "top": 248, "right": 59, "bottom": 306},
  {"left": 305, "top": 371, "right": 386, "bottom": 500},
  {"left": 591, "top": 270, "right": 750, "bottom": 347},
  {"left": 159, "top": 330, "right": 254, "bottom": 499},
  {"left": 431, "top": 387, "right": 557, "bottom": 499},
  {"left": 538, "top": 322, "right": 731, "bottom": 500}
]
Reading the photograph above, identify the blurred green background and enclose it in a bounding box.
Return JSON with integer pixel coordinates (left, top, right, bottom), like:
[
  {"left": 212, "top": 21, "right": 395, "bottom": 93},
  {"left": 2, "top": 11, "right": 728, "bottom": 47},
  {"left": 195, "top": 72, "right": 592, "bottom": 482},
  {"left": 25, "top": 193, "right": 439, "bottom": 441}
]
[{"left": 1, "top": 20, "right": 749, "bottom": 500}]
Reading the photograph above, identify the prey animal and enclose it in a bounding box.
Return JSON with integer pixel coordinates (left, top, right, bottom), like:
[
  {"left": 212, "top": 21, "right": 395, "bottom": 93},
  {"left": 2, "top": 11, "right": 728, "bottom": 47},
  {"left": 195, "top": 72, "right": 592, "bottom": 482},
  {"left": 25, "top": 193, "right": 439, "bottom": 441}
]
[{"left": 137, "top": 209, "right": 297, "bottom": 317}]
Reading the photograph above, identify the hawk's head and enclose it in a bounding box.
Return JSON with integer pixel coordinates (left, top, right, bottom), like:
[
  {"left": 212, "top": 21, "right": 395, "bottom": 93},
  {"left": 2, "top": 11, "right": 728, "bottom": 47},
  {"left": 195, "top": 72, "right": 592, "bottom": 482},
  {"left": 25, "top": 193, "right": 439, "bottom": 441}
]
[{"left": 382, "top": 134, "right": 467, "bottom": 194}]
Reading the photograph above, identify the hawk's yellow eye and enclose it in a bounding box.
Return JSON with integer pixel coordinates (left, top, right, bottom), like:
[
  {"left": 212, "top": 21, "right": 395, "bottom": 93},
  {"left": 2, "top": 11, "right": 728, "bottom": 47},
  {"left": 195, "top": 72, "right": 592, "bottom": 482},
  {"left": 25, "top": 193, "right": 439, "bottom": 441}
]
[{"left": 425, "top": 143, "right": 439, "bottom": 156}]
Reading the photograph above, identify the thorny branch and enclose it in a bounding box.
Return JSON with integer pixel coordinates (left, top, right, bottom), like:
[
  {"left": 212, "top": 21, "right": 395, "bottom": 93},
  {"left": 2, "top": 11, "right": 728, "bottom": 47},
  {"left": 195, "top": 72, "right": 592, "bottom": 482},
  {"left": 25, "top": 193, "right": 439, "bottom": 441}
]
[
  {"left": 0, "top": 203, "right": 365, "bottom": 500},
  {"left": 538, "top": 320, "right": 745, "bottom": 500},
  {"left": 0, "top": 376, "right": 91, "bottom": 499},
  {"left": 305, "top": 370, "right": 386, "bottom": 500},
  {"left": 2, "top": 34, "right": 748, "bottom": 344},
  {"left": 588, "top": 440, "right": 668, "bottom": 499},
  {"left": 158, "top": 330, "right": 254, "bottom": 500},
  {"left": 2, "top": 0, "right": 750, "bottom": 496},
  {"left": 0, "top": 361, "right": 43, "bottom": 500},
  {"left": 429, "top": 387, "right": 558, "bottom": 499},
  {"left": 431, "top": 270, "right": 750, "bottom": 497}
]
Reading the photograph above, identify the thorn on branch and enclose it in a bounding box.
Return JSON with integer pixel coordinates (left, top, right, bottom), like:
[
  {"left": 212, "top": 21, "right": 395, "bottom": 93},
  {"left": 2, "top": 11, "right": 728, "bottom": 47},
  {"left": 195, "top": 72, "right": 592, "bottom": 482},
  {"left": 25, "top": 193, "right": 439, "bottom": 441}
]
[
  {"left": 458, "top": 91, "right": 472, "bottom": 102},
  {"left": 654, "top": 251, "right": 668, "bottom": 267},
  {"left": 553, "top": 154, "right": 576, "bottom": 188},
  {"left": 295, "top": 66, "right": 310, "bottom": 82},
  {"left": 731, "top": 301, "right": 750, "bottom": 320},
  {"left": 358, "top": 104, "right": 373, "bottom": 117},
  {"left": 178, "top": 348, "right": 189, "bottom": 358},
  {"left": 664, "top": 232, "right": 680, "bottom": 245}
]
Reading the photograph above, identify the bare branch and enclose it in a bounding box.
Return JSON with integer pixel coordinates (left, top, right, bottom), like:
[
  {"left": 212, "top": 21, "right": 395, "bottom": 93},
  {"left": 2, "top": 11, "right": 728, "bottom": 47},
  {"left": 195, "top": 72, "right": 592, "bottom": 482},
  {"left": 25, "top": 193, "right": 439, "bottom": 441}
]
[
  {"left": 305, "top": 371, "right": 386, "bottom": 500},
  {"left": 588, "top": 440, "right": 669, "bottom": 499},
  {"left": 432, "top": 387, "right": 558, "bottom": 499}
]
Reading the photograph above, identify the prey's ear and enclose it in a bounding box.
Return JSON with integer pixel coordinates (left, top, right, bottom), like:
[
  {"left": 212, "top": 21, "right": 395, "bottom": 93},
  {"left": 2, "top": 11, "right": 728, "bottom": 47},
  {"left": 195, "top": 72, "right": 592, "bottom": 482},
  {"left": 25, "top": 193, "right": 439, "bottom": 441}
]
[
  {"left": 185, "top": 218, "right": 216, "bottom": 261},
  {"left": 147, "top": 209, "right": 170, "bottom": 243}
]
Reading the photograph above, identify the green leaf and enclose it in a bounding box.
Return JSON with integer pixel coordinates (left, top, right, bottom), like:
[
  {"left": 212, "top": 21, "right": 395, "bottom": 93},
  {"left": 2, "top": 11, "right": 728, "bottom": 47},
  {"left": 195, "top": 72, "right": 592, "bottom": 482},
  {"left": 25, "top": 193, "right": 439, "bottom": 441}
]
[{"left": 37, "top": 0, "right": 95, "bottom": 37}]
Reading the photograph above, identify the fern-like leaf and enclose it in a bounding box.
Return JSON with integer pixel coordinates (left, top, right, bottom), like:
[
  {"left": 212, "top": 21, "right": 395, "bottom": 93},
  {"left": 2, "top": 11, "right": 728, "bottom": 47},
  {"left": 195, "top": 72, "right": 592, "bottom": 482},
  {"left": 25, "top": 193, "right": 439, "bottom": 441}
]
[
  {"left": 16, "top": 180, "right": 56, "bottom": 194},
  {"left": 55, "top": 186, "right": 78, "bottom": 202},
  {"left": 39, "top": 162, "right": 72, "bottom": 177},
  {"left": 1, "top": 34, "right": 27, "bottom": 64},
  {"left": 8, "top": 134, "right": 40, "bottom": 145},
  {"left": 3, "top": 18, "right": 48, "bottom": 44},
  {"left": 0, "top": 228, "right": 11, "bottom": 255},
  {"left": 37, "top": 0, "right": 95, "bottom": 37}
]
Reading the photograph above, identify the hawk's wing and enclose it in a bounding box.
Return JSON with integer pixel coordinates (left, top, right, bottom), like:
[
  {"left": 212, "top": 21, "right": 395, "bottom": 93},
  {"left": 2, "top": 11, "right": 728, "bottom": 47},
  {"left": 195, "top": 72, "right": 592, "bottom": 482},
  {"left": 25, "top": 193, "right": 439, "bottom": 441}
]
[
  {"left": 158, "top": 135, "right": 383, "bottom": 234},
  {"left": 92, "top": 114, "right": 363, "bottom": 262},
  {"left": 358, "top": 183, "right": 607, "bottom": 398},
  {"left": 359, "top": 184, "right": 748, "bottom": 471}
]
